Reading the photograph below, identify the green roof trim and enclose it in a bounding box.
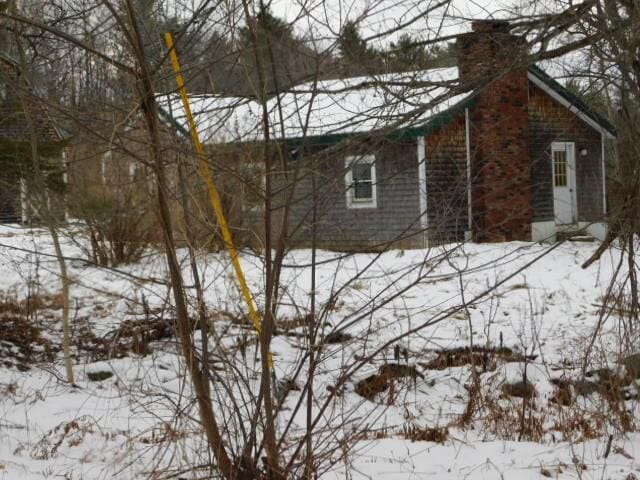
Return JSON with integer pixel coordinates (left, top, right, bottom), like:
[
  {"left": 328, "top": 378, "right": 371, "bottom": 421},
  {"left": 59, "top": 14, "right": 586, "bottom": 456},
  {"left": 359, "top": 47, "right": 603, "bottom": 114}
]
[
  {"left": 157, "top": 104, "right": 190, "bottom": 139},
  {"left": 528, "top": 65, "right": 616, "bottom": 137}
]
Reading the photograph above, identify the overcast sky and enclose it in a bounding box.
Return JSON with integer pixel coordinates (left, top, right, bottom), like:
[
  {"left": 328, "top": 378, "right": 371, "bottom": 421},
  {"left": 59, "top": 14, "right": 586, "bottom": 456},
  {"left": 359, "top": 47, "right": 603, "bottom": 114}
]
[
  {"left": 263, "top": 0, "right": 579, "bottom": 77},
  {"left": 164, "top": 0, "right": 559, "bottom": 46},
  {"left": 160, "top": 0, "right": 578, "bottom": 77},
  {"left": 264, "top": 0, "right": 556, "bottom": 45}
]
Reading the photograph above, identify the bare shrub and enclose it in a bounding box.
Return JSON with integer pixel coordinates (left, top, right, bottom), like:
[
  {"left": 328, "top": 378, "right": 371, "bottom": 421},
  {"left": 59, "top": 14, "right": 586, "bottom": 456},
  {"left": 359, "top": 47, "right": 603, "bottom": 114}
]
[
  {"left": 0, "top": 294, "right": 56, "bottom": 370},
  {"left": 481, "top": 393, "right": 546, "bottom": 442},
  {"left": 401, "top": 425, "right": 449, "bottom": 443},
  {"left": 70, "top": 194, "right": 154, "bottom": 267}
]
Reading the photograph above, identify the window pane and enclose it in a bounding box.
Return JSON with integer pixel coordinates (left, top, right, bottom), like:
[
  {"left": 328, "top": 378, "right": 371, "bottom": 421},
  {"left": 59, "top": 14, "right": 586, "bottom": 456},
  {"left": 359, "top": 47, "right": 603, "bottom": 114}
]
[
  {"left": 354, "top": 181, "right": 372, "bottom": 199},
  {"left": 554, "top": 150, "right": 567, "bottom": 187},
  {"left": 352, "top": 163, "right": 372, "bottom": 181}
]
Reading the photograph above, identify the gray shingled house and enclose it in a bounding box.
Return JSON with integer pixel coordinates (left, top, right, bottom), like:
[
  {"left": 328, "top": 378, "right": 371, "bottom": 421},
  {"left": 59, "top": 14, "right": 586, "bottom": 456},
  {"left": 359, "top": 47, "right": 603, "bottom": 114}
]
[
  {"left": 0, "top": 53, "right": 65, "bottom": 224},
  {"left": 163, "top": 20, "right": 616, "bottom": 250}
]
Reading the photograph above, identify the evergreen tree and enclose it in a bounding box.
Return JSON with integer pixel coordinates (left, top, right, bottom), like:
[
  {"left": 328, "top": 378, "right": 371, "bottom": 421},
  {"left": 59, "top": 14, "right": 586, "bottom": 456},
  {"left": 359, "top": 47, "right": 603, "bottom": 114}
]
[
  {"left": 240, "top": 5, "right": 293, "bottom": 45},
  {"left": 384, "top": 37, "right": 455, "bottom": 72},
  {"left": 337, "top": 20, "right": 382, "bottom": 74},
  {"left": 234, "top": 5, "right": 316, "bottom": 97},
  {"left": 388, "top": 34, "right": 429, "bottom": 70},
  {"left": 565, "top": 78, "right": 610, "bottom": 118},
  {"left": 338, "top": 21, "right": 369, "bottom": 63},
  {"left": 428, "top": 42, "right": 456, "bottom": 68}
]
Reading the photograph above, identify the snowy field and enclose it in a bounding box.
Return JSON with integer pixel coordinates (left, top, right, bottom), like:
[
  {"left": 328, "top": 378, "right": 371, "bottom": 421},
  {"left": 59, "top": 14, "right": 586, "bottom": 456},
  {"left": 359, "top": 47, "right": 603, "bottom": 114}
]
[{"left": 0, "top": 225, "right": 638, "bottom": 479}]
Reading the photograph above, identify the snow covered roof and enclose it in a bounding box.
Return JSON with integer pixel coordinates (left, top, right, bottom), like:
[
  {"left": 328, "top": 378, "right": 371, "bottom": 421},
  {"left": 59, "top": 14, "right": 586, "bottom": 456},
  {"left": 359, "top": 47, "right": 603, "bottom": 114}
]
[
  {"left": 158, "top": 66, "right": 473, "bottom": 145},
  {"left": 158, "top": 94, "right": 262, "bottom": 144},
  {"left": 158, "top": 61, "right": 617, "bottom": 145}
]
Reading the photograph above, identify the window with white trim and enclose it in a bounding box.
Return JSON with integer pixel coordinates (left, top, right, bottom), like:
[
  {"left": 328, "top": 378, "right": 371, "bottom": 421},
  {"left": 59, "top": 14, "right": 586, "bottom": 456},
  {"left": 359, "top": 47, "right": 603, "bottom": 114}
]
[{"left": 345, "top": 155, "right": 377, "bottom": 209}]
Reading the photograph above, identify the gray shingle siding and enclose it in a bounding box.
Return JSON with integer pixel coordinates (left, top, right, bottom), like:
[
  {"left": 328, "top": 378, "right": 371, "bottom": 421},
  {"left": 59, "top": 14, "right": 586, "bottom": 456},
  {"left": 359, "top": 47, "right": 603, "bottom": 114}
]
[
  {"left": 425, "top": 115, "right": 469, "bottom": 243},
  {"left": 282, "top": 140, "right": 423, "bottom": 250},
  {"left": 528, "top": 84, "right": 604, "bottom": 223}
]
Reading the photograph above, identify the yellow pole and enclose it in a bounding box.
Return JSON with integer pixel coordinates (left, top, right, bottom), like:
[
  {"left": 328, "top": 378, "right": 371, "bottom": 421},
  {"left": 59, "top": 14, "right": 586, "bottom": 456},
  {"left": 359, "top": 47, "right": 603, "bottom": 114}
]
[{"left": 164, "top": 33, "right": 269, "bottom": 358}]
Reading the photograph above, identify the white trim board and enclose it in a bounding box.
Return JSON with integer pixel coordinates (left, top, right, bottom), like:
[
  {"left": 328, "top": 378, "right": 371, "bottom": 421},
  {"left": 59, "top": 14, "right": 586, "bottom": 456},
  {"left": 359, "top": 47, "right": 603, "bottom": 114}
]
[
  {"left": 417, "top": 137, "right": 428, "bottom": 248},
  {"left": 417, "top": 137, "right": 427, "bottom": 229},
  {"left": 601, "top": 132, "right": 607, "bottom": 216},
  {"left": 416, "top": 137, "right": 429, "bottom": 248},
  {"left": 580, "top": 221, "right": 607, "bottom": 241},
  {"left": 531, "top": 221, "right": 556, "bottom": 243},
  {"left": 465, "top": 107, "right": 472, "bottom": 232},
  {"left": 527, "top": 72, "right": 615, "bottom": 139}
]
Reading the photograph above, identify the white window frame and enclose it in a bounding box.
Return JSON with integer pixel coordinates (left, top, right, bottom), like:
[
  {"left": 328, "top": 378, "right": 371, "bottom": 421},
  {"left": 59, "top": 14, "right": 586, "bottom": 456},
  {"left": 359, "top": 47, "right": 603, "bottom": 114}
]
[{"left": 345, "top": 155, "right": 377, "bottom": 209}]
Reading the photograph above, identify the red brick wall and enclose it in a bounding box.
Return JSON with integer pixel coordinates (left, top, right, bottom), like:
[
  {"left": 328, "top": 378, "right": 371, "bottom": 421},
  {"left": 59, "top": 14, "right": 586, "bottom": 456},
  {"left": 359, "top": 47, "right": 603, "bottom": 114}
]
[
  {"left": 457, "top": 21, "right": 533, "bottom": 242},
  {"left": 469, "top": 70, "right": 532, "bottom": 241}
]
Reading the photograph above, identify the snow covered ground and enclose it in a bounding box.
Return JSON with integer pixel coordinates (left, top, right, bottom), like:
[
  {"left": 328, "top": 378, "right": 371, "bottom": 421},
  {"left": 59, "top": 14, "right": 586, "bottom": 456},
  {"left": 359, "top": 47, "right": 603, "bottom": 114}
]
[{"left": 0, "top": 225, "right": 638, "bottom": 479}]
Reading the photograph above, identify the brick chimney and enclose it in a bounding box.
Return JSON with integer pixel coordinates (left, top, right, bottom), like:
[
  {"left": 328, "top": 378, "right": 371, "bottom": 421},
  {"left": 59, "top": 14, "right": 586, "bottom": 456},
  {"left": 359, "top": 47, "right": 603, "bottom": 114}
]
[{"left": 457, "top": 20, "right": 533, "bottom": 242}]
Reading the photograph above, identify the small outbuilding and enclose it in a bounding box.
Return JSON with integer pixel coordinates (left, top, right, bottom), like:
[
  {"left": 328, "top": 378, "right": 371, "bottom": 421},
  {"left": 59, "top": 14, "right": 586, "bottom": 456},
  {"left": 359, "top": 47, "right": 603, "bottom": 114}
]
[{"left": 0, "top": 53, "right": 66, "bottom": 224}]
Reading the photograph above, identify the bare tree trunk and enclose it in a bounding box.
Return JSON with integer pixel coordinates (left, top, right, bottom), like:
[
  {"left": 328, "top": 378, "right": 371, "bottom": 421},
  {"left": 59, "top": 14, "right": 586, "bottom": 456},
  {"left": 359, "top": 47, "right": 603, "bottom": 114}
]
[
  {"left": 10, "top": 25, "right": 75, "bottom": 385},
  {"left": 51, "top": 227, "right": 75, "bottom": 385},
  {"left": 238, "top": 2, "right": 281, "bottom": 477},
  {"left": 120, "top": 1, "right": 242, "bottom": 478},
  {"left": 305, "top": 150, "right": 318, "bottom": 479}
]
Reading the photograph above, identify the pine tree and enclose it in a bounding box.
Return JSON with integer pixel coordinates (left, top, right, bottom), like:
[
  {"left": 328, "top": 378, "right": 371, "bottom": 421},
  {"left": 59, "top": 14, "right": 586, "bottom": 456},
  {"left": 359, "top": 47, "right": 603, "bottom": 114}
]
[
  {"left": 388, "top": 34, "right": 429, "bottom": 70},
  {"left": 337, "top": 20, "right": 382, "bottom": 74},
  {"left": 240, "top": 6, "right": 293, "bottom": 45},
  {"left": 338, "top": 21, "right": 369, "bottom": 63},
  {"left": 235, "top": 5, "right": 315, "bottom": 96}
]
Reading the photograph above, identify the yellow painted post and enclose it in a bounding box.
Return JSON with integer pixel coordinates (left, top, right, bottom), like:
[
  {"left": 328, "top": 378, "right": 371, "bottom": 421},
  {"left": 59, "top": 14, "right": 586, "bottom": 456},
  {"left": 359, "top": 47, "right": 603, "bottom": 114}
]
[{"left": 164, "top": 33, "right": 271, "bottom": 366}]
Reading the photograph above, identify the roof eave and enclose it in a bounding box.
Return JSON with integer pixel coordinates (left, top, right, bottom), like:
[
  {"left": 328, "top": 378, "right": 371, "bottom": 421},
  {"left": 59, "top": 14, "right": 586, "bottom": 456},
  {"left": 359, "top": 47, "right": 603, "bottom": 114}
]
[{"left": 527, "top": 65, "right": 616, "bottom": 138}]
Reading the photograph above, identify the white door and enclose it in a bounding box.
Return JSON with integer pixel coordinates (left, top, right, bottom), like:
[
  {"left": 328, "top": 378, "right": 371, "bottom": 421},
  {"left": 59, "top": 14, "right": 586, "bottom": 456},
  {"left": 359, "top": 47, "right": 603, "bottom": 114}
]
[{"left": 552, "top": 142, "right": 577, "bottom": 225}]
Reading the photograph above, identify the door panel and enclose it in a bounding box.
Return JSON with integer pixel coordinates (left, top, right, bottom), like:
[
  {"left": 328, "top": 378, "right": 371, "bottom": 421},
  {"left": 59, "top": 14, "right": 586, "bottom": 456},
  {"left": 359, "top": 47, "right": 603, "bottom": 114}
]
[{"left": 552, "top": 142, "right": 577, "bottom": 225}]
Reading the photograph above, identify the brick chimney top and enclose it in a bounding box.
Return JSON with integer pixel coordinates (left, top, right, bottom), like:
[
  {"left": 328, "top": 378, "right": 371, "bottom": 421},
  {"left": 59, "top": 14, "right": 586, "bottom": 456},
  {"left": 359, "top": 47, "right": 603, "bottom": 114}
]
[
  {"left": 456, "top": 19, "right": 527, "bottom": 88},
  {"left": 471, "top": 19, "right": 511, "bottom": 34}
]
